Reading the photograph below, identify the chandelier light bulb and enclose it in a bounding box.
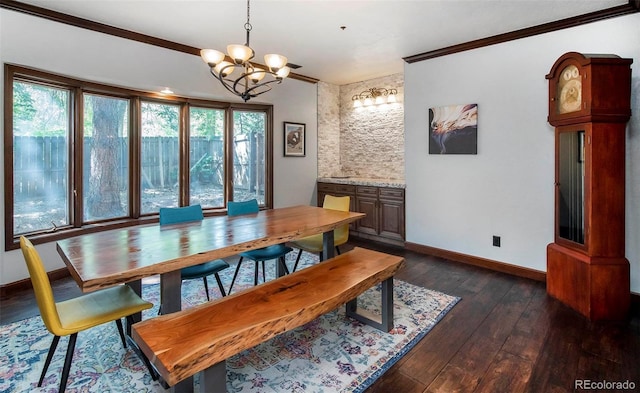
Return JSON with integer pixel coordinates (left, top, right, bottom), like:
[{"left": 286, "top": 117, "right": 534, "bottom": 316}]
[
  {"left": 200, "top": 49, "right": 225, "bottom": 66},
  {"left": 227, "top": 44, "right": 253, "bottom": 64},
  {"left": 264, "top": 54, "right": 288, "bottom": 72},
  {"left": 276, "top": 66, "right": 290, "bottom": 79},
  {"left": 214, "top": 61, "right": 235, "bottom": 77},
  {"left": 387, "top": 93, "right": 396, "bottom": 103},
  {"left": 250, "top": 69, "right": 267, "bottom": 83}
]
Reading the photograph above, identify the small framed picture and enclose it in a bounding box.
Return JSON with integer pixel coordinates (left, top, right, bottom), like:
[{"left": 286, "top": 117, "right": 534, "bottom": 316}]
[{"left": 284, "top": 122, "right": 306, "bottom": 157}]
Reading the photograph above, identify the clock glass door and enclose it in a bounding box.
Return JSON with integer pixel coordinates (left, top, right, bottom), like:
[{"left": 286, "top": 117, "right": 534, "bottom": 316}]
[{"left": 557, "top": 129, "right": 585, "bottom": 244}]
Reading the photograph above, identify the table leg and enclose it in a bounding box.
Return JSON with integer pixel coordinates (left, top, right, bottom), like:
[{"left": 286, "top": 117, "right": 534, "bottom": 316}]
[
  {"left": 125, "top": 279, "right": 143, "bottom": 334},
  {"left": 322, "top": 230, "right": 335, "bottom": 261},
  {"left": 160, "top": 270, "right": 182, "bottom": 314}
]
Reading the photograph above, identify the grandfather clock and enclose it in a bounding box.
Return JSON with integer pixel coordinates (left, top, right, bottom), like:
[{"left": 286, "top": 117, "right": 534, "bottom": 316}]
[{"left": 546, "top": 52, "right": 632, "bottom": 321}]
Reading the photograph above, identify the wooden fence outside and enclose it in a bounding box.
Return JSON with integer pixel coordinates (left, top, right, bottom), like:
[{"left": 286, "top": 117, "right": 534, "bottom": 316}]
[{"left": 13, "top": 135, "right": 264, "bottom": 201}]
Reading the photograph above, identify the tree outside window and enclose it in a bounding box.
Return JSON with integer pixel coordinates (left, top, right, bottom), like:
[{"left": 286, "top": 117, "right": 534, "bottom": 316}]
[{"left": 83, "top": 94, "right": 129, "bottom": 221}]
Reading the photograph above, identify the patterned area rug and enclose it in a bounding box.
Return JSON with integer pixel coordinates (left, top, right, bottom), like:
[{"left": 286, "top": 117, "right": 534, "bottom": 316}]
[{"left": 0, "top": 251, "right": 460, "bottom": 392}]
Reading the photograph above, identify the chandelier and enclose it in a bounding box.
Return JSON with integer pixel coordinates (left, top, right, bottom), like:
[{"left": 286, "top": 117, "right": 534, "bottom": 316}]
[
  {"left": 200, "top": 0, "right": 290, "bottom": 102},
  {"left": 352, "top": 88, "right": 398, "bottom": 107}
]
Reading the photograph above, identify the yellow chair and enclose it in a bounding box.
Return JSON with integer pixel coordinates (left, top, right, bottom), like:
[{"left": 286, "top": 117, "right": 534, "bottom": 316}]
[
  {"left": 289, "top": 195, "right": 351, "bottom": 272},
  {"left": 19, "top": 236, "right": 153, "bottom": 393}
]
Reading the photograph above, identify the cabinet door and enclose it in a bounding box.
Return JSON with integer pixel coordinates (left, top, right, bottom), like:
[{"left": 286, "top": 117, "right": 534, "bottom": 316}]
[
  {"left": 356, "top": 195, "right": 378, "bottom": 235},
  {"left": 379, "top": 197, "right": 405, "bottom": 240}
]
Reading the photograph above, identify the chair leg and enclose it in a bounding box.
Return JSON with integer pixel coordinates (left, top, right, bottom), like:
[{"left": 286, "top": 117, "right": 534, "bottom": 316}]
[
  {"left": 319, "top": 252, "right": 324, "bottom": 262},
  {"left": 59, "top": 333, "right": 78, "bottom": 393},
  {"left": 115, "top": 318, "right": 127, "bottom": 349},
  {"left": 228, "top": 257, "right": 244, "bottom": 294},
  {"left": 203, "top": 277, "right": 211, "bottom": 301},
  {"left": 214, "top": 273, "right": 227, "bottom": 297},
  {"left": 261, "top": 261, "right": 266, "bottom": 283},
  {"left": 336, "top": 246, "right": 341, "bottom": 255},
  {"left": 292, "top": 249, "right": 303, "bottom": 272},
  {"left": 39, "top": 335, "right": 61, "bottom": 386},
  {"left": 254, "top": 260, "right": 260, "bottom": 285}
]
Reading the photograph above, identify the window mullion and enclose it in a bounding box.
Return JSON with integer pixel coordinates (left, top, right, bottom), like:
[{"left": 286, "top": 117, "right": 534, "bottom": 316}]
[
  {"left": 72, "top": 87, "right": 84, "bottom": 227},
  {"left": 179, "top": 104, "right": 190, "bottom": 207},
  {"left": 225, "top": 108, "right": 234, "bottom": 203},
  {"left": 130, "top": 97, "right": 142, "bottom": 218}
]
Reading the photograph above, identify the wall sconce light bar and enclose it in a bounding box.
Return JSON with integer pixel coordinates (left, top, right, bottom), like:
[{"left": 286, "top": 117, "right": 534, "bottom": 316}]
[{"left": 352, "top": 87, "right": 398, "bottom": 107}]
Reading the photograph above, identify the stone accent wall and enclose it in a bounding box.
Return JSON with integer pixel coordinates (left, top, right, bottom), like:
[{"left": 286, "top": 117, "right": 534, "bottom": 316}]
[
  {"left": 317, "top": 74, "right": 405, "bottom": 180},
  {"left": 317, "top": 82, "right": 341, "bottom": 177}
]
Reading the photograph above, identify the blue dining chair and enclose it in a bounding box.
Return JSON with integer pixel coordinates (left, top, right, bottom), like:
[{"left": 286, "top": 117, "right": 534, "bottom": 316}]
[
  {"left": 227, "top": 199, "right": 292, "bottom": 293},
  {"left": 159, "top": 204, "right": 229, "bottom": 301}
]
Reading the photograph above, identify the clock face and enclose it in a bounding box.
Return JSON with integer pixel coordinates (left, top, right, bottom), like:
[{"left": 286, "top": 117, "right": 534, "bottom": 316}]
[{"left": 557, "top": 65, "right": 582, "bottom": 114}]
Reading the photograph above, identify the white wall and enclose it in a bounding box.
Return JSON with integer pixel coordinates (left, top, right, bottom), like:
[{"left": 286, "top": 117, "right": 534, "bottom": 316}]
[
  {"left": 0, "top": 9, "right": 318, "bottom": 284},
  {"left": 405, "top": 13, "right": 640, "bottom": 292}
]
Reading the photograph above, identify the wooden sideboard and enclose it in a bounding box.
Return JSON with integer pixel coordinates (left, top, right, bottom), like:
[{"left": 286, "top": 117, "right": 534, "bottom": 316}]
[{"left": 317, "top": 181, "right": 405, "bottom": 246}]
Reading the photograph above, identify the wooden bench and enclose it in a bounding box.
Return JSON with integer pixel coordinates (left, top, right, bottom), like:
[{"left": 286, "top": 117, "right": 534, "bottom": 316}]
[{"left": 131, "top": 247, "right": 404, "bottom": 393}]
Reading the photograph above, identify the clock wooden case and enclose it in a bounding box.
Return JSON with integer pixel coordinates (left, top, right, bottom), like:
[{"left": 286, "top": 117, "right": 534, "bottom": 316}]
[{"left": 545, "top": 52, "right": 632, "bottom": 321}]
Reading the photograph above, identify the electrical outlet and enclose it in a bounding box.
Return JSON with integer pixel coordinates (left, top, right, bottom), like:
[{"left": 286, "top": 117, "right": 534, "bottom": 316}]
[{"left": 493, "top": 235, "right": 501, "bottom": 247}]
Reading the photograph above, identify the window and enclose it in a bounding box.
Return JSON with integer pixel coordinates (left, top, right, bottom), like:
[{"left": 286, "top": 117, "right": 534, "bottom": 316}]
[
  {"left": 141, "top": 101, "right": 180, "bottom": 213},
  {"left": 232, "top": 110, "right": 267, "bottom": 204},
  {"left": 4, "top": 65, "right": 273, "bottom": 249},
  {"left": 189, "top": 106, "right": 225, "bottom": 208},
  {"left": 83, "top": 93, "right": 130, "bottom": 221},
  {"left": 12, "top": 80, "right": 70, "bottom": 235}
]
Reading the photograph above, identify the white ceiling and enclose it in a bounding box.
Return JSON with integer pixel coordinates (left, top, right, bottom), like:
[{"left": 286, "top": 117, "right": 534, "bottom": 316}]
[{"left": 15, "top": 0, "right": 628, "bottom": 85}]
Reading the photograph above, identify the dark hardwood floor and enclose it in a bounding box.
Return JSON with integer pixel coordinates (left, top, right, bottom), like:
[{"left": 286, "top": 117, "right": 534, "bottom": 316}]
[{"left": 2, "top": 238, "right": 639, "bottom": 392}]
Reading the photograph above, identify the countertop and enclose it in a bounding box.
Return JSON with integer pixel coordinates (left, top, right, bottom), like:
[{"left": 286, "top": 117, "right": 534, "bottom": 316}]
[{"left": 317, "top": 177, "right": 406, "bottom": 189}]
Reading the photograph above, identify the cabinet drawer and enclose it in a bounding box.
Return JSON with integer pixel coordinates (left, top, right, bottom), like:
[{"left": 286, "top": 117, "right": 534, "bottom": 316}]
[
  {"left": 379, "top": 187, "right": 404, "bottom": 200},
  {"left": 356, "top": 186, "right": 378, "bottom": 196},
  {"left": 318, "top": 182, "right": 355, "bottom": 194},
  {"left": 318, "top": 182, "right": 337, "bottom": 192},
  {"left": 334, "top": 184, "right": 355, "bottom": 194}
]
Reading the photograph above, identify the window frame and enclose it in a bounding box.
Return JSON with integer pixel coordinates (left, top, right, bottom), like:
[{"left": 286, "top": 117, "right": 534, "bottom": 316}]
[{"left": 3, "top": 64, "right": 274, "bottom": 250}]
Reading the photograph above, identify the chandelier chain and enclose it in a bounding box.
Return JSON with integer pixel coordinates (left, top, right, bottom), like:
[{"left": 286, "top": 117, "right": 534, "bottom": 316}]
[{"left": 245, "top": 0, "right": 252, "bottom": 32}]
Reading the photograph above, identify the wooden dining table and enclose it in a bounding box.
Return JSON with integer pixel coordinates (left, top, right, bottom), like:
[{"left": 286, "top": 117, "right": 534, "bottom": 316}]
[{"left": 56, "top": 205, "right": 365, "bottom": 315}]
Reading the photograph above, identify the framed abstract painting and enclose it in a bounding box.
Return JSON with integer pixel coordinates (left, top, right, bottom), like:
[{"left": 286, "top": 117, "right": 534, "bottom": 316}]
[{"left": 428, "top": 104, "right": 478, "bottom": 154}]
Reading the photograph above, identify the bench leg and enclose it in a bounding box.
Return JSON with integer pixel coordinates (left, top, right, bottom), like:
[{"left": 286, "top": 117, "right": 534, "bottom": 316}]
[
  {"left": 200, "top": 360, "right": 227, "bottom": 393},
  {"left": 169, "top": 361, "right": 225, "bottom": 393},
  {"left": 171, "top": 376, "right": 194, "bottom": 393},
  {"left": 346, "top": 277, "right": 394, "bottom": 332}
]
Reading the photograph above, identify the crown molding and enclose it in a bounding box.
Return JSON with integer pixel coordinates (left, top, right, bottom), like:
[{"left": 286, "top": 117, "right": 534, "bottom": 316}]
[{"left": 404, "top": 1, "right": 640, "bottom": 63}]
